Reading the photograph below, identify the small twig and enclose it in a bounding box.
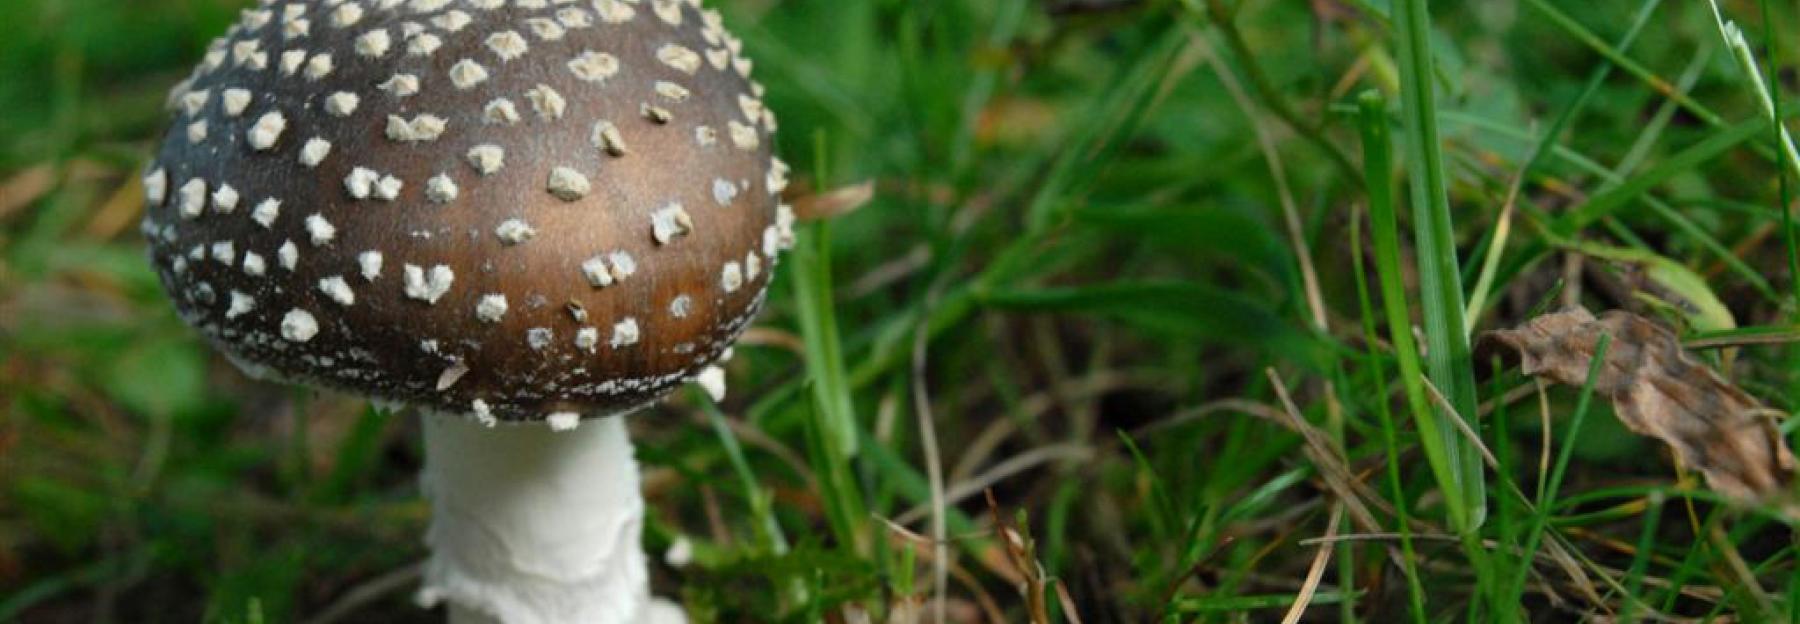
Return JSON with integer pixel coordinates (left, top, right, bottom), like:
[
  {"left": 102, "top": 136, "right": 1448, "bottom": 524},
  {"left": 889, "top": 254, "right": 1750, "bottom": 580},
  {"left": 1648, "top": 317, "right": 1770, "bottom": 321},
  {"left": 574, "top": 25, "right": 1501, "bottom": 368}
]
[
  {"left": 896, "top": 444, "right": 1094, "bottom": 526},
  {"left": 1279, "top": 504, "right": 1343, "bottom": 624},
  {"left": 303, "top": 563, "right": 424, "bottom": 624},
  {"left": 911, "top": 307, "right": 949, "bottom": 624}
]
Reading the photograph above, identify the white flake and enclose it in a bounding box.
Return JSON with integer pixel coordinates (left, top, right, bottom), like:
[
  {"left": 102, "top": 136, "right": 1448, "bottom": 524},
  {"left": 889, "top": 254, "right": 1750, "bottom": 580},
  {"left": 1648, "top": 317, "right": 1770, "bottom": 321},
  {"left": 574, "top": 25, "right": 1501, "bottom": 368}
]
[
  {"left": 222, "top": 89, "right": 253, "bottom": 116},
  {"left": 231, "top": 40, "right": 261, "bottom": 66},
  {"left": 728, "top": 121, "right": 759, "bottom": 150},
  {"left": 706, "top": 48, "right": 730, "bottom": 71},
  {"left": 721, "top": 261, "right": 743, "bottom": 292},
  {"left": 345, "top": 167, "right": 379, "bottom": 198},
  {"left": 559, "top": 8, "right": 592, "bottom": 28},
  {"left": 283, "top": 19, "right": 311, "bottom": 41},
  {"left": 319, "top": 275, "right": 356, "bottom": 306},
  {"left": 657, "top": 44, "right": 701, "bottom": 74},
  {"left": 449, "top": 59, "right": 489, "bottom": 89},
  {"left": 695, "top": 125, "right": 716, "bottom": 146},
  {"left": 305, "top": 53, "right": 334, "bottom": 80},
  {"left": 610, "top": 318, "right": 639, "bottom": 347},
  {"left": 776, "top": 204, "right": 796, "bottom": 249},
  {"left": 738, "top": 94, "right": 764, "bottom": 123},
  {"left": 240, "top": 199, "right": 277, "bottom": 229},
  {"left": 243, "top": 251, "right": 267, "bottom": 276},
  {"left": 300, "top": 138, "right": 332, "bottom": 168},
  {"left": 547, "top": 167, "right": 590, "bottom": 201},
  {"left": 329, "top": 3, "right": 364, "bottom": 28},
  {"left": 305, "top": 213, "right": 336, "bottom": 245},
  {"left": 608, "top": 251, "right": 636, "bottom": 280},
  {"left": 591, "top": 120, "right": 626, "bottom": 155},
  {"left": 654, "top": 81, "right": 690, "bottom": 102},
  {"left": 581, "top": 256, "right": 615, "bottom": 287},
  {"left": 227, "top": 291, "right": 256, "bottom": 319},
  {"left": 712, "top": 178, "right": 738, "bottom": 206},
  {"left": 404, "top": 264, "right": 455, "bottom": 303},
  {"left": 467, "top": 144, "right": 505, "bottom": 175},
  {"left": 593, "top": 0, "right": 633, "bottom": 23},
  {"left": 431, "top": 10, "right": 472, "bottom": 31},
  {"left": 527, "top": 327, "right": 554, "bottom": 350},
  {"left": 483, "top": 98, "right": 521, "bottom": 125},
  {"left": 212, "top": 184, "right": 240, "bottom": 213},
  {"left": 323, "top": 91, "right": 359, "bottom": 117},
  {"left": 143, "top": 169, "right": 168, "bottom": 205},
  {"left": 386, "top": 114, "right": 447, "bottom": 142},
  {"left": 281, "top": 309, "right": 318, "bottom": 342},
  {"left": 406, "top": 32, "right": 442, "bottom": 56},
  {"left": 669, "top": 294, "right": 691, "bottom": 318},
  {"left": 379, "top": 74, "right": 421, "bottom": 97},
  {"left": 279, "top": 240, "right": 299, "bottom": 270},
  {"left": 242, "top": 9, "right": 273, "bottom": 31},
  {"left": 374, "top": 175, "right": 403, "bottom": 201},
  {"left": 358, "top": 251, "right": 384, "bottom": 281},
  {"left": 476, "top": 294, "right": 508, "bottom": 323},
  {"left": 178, "top": 179, "right": 207, "bottom": 219},
  {"left": 575, "top": 327, "right": 599, "bottom": 351},
  {"left": 525, "top": 17, "right": 565, "bottom": 40},
  {"left": 472, "top": 400, "right": 496, "bottom": 427},
  {"left": 180, "top": 90, "right": 210, "bottom": 116},
  {"left": 651, "top": 0, "right": 682, "bottom": 25},
  {"left": 426, "top": 174, "right": 459, "bottom": 203},
  {"left": 567, "top": 50, "right": 619, "bottom": 82},
  {"left": 650, "top": 203, "right": 692, "bottom": 244},
  {"left": 355, "top": 29, "right": 392, "bottom": 57},
  {"left": 640, "top": 103, "right": 671, "bottom": 124},
  {"left": 247, "top": 111, "right": 287, "bottom": 150},
  {"left": 524, "top": 84, "right": 565, "bottom": 119},
  {"left": 211, "top": 241, "right": 236, "bottom": 265},
  {"left": 768, "top": 156, "right": 790, "bottom": 193},
  {"left": 486, "top": 31, "right": 529, "bottom": 61},
  {"left": 495, "top": 219, "right": 537, "bottom": 245},
  {"left": 186, "top": 121, "right": 208, "bottom": 143}
]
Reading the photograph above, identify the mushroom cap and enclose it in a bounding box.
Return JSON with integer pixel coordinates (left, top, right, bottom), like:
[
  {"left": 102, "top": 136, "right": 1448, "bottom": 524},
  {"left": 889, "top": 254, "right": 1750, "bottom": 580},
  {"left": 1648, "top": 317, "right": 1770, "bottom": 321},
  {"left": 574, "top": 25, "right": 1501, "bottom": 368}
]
[{"left": 141, "top": 0, "right": 793, "bottom": 422}]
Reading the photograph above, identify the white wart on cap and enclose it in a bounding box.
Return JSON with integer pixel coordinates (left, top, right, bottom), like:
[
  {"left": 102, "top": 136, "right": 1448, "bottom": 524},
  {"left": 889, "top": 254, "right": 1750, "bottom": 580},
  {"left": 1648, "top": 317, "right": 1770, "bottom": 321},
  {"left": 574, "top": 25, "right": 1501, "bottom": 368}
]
[{"left": 143, "top": 0, "right": 792, "bottom": 422}]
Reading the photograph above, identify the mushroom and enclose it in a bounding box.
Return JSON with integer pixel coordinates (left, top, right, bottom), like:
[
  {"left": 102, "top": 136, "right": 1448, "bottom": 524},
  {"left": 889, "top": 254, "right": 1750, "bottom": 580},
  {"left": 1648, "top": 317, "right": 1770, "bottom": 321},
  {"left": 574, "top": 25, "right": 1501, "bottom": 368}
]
[{"left": 139, "top": 1, "right": 793, "bottom": 622}]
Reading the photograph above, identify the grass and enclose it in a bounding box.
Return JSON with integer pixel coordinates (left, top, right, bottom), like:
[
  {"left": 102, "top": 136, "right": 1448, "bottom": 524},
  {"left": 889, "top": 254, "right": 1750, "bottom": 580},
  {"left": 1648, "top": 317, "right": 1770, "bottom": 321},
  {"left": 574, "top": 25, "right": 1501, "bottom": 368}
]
[{"left": 7, "top": 0, "right": 1800, "bottom": 621}]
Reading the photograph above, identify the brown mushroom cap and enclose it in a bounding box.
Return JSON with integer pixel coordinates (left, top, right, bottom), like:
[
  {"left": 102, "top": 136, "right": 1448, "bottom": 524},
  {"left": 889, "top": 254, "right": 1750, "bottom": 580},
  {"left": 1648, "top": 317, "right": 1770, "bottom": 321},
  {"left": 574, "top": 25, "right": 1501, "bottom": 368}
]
[{"left": 141, "top": 0, "right": 793, "bottom": 423}]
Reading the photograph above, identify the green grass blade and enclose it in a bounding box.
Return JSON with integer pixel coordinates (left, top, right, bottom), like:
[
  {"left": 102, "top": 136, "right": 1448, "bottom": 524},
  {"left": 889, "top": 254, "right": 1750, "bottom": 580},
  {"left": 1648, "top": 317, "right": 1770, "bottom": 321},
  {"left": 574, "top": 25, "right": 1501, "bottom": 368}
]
[
  {"left": 1390, "top": 0, "right": 1485, "bottom": 531},
  {"left": 1357, "top": 90, "right": 1467, "bottom": 538},
  {"left": 1509, "top": 334, "right": 1612, "bottom": 607},
  {"left": 790, "top": 218, "right": 870, "bottom": 554},
  {"left": 1347, "top": 187, "right": 1428, "bottom": 621}
]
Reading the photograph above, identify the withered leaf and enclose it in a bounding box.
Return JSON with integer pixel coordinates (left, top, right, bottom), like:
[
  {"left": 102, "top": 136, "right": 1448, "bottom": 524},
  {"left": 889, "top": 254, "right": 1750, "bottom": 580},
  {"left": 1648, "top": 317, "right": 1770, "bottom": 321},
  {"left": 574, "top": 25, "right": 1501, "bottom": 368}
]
[{"left": 1482, "top": 307, "right": 1795, "bottom": 504}]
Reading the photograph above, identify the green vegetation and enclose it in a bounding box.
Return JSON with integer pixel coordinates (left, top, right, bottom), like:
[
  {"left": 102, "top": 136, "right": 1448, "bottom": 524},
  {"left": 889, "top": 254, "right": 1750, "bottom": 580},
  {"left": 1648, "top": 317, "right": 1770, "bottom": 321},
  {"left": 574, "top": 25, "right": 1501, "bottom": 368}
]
[{"left": 5, "top": 0, "right": 1800, "bottom": 621}]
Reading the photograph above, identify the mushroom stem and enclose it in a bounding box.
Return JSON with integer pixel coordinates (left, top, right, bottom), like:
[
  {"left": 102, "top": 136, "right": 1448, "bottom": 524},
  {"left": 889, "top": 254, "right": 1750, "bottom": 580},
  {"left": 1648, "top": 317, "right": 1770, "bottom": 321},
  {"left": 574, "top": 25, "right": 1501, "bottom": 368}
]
[{"left": 418, "top": 412, "right": 677, "bottom": 624}]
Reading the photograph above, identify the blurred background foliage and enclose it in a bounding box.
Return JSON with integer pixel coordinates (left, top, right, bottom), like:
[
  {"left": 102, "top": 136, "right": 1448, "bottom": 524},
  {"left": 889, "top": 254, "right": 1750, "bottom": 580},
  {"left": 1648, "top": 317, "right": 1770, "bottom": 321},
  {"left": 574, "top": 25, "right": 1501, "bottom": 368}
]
[{"left": 6, "top": 0, "right": 1800, "bottom": 622}]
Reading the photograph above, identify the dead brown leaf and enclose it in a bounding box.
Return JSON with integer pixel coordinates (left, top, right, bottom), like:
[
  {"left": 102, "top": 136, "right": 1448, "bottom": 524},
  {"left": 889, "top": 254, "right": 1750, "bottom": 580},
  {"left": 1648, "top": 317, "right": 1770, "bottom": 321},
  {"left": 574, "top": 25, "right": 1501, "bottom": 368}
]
[
  {"left": 1481, "top": 307, "right": 1795, "bottom": 504},
  {"left": 793, "top": 180, "right": 874, "bottom": 221}
]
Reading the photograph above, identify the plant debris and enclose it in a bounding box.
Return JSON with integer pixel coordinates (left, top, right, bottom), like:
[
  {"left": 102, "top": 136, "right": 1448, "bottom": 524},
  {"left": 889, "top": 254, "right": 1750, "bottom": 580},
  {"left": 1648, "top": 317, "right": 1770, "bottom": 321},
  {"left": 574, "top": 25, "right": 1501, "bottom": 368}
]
[
  {"left": 793, "top": 180, "right": 875, "bottom": 221},
  {"left": 1481, "top": 307, "right": 1795, "bottom": 504}
]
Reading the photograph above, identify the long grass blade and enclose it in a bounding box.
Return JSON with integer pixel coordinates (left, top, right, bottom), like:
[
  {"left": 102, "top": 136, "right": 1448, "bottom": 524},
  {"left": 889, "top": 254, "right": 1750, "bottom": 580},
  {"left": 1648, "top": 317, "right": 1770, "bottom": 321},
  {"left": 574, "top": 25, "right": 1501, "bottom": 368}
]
[{"left": 1390, "top": 0, "right": 1485, "bottom": 530}]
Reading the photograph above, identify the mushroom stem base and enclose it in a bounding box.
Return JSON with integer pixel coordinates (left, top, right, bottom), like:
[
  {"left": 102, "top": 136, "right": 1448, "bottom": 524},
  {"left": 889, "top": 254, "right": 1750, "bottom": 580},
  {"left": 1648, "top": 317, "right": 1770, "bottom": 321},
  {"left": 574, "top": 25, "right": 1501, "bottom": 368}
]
[{"left": 418, "top": 413, "right": 671, "bottom": 624}]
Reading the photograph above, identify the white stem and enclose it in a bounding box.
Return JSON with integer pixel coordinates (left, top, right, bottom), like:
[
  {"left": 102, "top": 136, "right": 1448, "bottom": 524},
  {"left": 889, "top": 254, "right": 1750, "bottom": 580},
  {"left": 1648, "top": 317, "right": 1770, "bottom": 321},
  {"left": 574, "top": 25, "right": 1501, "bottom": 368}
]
[{"left": 418, "top": 413, "right": 676, "bottom": 624}]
